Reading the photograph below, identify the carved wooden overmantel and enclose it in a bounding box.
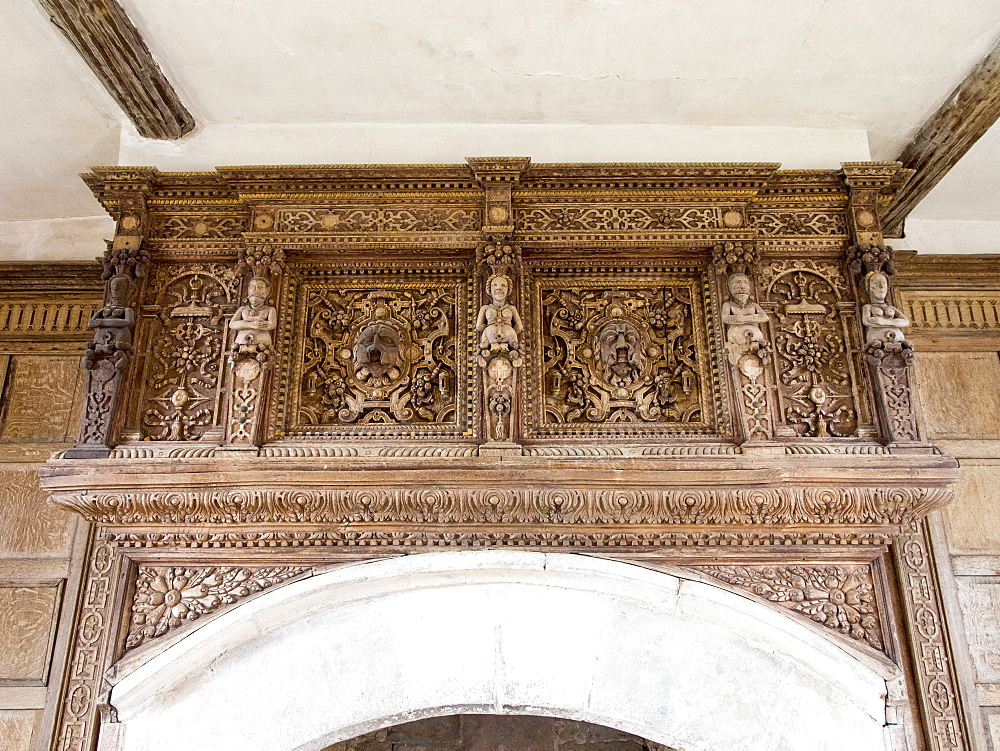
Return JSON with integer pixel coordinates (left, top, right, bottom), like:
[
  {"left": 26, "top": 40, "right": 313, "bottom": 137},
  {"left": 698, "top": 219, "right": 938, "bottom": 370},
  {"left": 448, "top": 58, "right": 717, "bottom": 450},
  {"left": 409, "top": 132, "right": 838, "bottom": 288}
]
[{"left": 34, "top": 160, "right": 974, "bottom": 751}]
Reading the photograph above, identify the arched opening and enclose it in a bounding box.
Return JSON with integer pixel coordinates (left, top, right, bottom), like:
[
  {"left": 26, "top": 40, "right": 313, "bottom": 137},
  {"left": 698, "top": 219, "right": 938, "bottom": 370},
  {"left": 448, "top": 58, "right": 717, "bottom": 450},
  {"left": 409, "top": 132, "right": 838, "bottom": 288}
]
[{"left": 108, "top": 551, "right": 898, "bottom": 751}]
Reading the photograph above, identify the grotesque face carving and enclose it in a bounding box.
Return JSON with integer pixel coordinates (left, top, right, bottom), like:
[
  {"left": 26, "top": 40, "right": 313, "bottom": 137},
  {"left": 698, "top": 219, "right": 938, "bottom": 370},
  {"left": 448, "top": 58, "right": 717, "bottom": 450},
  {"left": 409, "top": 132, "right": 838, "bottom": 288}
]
[
  {"left": 597, "top": 320, "right": 645, "bottom": 386},
  {"left": 353, "top": 323, "right": 401, "bottom": 379}
]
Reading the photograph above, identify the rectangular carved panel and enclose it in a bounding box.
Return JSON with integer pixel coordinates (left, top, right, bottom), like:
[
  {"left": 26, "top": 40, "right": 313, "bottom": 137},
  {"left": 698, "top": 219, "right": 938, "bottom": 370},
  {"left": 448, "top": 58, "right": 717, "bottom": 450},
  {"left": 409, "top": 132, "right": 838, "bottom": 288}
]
[
  {"left": 135, "top": 263, "right": 241, "bottom": 441},
  {"left": 274, "top": 266, "right": 471, "bottom": 437},
  {"left": 0, "top": 355, "right": 85, "bottom": 442},
  {"left": 898, "top": 292, "right": 1000, "bottom": 331},
  {"left": 0, "top": 585, "right": 60, "bottom": 682},
  {"left": 527, "top": 265, "right": 720, "bottom": 437},
  {"left": 758, "top": 260, "right": 868, "bottom": 438},
  {"left": 914, "top": 352, "right": 1000, "bottom": 439},
  {"left": 0, "top": 469, "right": 74, "bottom": 558}
]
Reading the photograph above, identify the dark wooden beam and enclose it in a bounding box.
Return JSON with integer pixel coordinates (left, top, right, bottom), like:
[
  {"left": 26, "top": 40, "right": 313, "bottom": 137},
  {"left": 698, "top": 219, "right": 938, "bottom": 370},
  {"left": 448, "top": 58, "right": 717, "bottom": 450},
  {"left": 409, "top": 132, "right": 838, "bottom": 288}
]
[
  {"left": 884, "top": 41, "right": 1000, "bottom": 236},
  {"left": 36, "top": 0, "right": 195, "bottom": 140}
]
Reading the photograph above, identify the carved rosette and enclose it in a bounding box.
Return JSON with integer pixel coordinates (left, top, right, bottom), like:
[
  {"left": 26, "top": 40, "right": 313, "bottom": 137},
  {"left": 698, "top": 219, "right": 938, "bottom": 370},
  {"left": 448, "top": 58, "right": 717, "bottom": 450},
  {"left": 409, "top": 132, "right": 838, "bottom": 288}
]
[
  {"left": 223, "top": 245, "right": 285, "bottom": 448},
  {"left": 127, "top": 566, "right": 307, "bottom": 648},
  {"left": 698, "top": 564, "right": 884, "bottom": 650}
]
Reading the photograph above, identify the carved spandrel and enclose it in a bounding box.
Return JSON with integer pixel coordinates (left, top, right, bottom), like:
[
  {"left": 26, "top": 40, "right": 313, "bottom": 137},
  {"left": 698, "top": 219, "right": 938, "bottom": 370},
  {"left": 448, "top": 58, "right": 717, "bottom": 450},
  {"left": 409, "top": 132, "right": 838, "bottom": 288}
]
[
  {"left": 697, "top": 564, "right": 884, "bottom": 651},
  {"left": 530, "top": 272, "right": 716, "bottom": 437},
  {"left": 280, "top": 272, "right": 468, "bottom": 436},
  {"left": 137, "top": 264, "right": 239, "bottom": 441}
]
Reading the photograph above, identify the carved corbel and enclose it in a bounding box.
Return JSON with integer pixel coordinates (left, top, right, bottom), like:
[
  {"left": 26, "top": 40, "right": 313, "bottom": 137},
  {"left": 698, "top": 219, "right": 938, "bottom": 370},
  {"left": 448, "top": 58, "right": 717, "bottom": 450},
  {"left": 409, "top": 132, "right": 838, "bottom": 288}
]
[
  {"left": 475, "top": 236, "right": 524, "bottom": 454},
  {"left": 220, "top": 243, "right": 285, "bottom": 450},
  {"left": 65, "top": 199, "right": 151, "bottom": 458},
  {"left": 466, "top": 157, "right": 531, "bottom": 235},
  {"left": 714, "top": 244, "right": 776, "bottom": 445},
  {"left": 842, "top": 162, "right": 904, "bottom": 276}
]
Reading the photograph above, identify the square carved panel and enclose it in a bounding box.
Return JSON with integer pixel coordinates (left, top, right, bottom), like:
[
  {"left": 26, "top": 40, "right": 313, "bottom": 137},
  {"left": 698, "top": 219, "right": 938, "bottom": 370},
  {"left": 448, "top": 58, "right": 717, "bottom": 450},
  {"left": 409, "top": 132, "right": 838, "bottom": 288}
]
[
  {"left": 525, "top": 264, "right": 721, "bottom": 438},
  {"left": 274, "top": 266, "right": 472, "bottom": 438}
]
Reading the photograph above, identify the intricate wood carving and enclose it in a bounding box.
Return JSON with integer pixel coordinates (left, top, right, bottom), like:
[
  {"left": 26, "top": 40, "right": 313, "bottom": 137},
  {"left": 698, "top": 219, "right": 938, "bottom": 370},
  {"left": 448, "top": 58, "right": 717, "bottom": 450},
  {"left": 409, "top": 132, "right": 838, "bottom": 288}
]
[
  {"left": 127, "top": 566, "right": 306, "bottom": 649},
  {"left": 275, "top": 266, "right": 469, "bottom": 437},
  {"left": 698, "top": 564, "right": 884, "bottom": 651},
  {"left": 35, "top": 0, "right": 195, "bottom": 139},
  {"left": 528, "top": 266, "right": 717, "bottom": 437},
  {"left": 895, "top": 519, "right": 972, "bottom": 750}
]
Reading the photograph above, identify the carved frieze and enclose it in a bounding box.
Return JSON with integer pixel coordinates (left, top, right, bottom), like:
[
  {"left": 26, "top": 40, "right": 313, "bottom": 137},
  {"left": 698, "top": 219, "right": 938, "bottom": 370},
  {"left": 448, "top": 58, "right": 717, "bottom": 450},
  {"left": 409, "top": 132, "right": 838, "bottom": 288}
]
[
  {"left": 149, "top": 212, "right": 247, "bottom": 240},
  {"left": 750, "top": 210, "right": 847, "bottom": 236},
  {"left": 136, "top": 264, "right": 240, "bottom": 441},
  {"left": 528, "top": 268, "right": 718, "bottom": 437},
  {"left": 515, "top": 206, "right": 721, "bottom": 233},
  {"left": 272, "top": 207, "right": 481, "bottom": 234},
  {"left": 127, "top": 566, "right": 306, "bottom": 649},
  {"left": 275, "top": 267, "right": 470, "bottom": 436},
  {"left": 698, "top": 564, "right": 884, "bottom": 650}
]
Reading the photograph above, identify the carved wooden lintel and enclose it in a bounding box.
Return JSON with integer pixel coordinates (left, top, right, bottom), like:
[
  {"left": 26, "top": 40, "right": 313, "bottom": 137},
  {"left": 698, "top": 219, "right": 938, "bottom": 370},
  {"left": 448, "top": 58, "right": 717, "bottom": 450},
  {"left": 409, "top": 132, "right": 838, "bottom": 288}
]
[{"left": 35, "top": 0, "right": 194, "bottom": 140}]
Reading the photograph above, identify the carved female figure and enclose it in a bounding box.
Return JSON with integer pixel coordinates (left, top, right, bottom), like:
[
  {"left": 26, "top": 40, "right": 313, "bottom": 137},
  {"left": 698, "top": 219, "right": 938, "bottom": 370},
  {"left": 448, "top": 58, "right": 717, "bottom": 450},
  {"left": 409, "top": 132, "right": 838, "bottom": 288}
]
[
  {"left": 861, "top": 271, "right": 910, "bottom": 346},
  {"left": 721, "top": 272, "right": 769, "bottom": 351},
  {"left": 229, "top": 277, "right": 277, "bottom": 352},
  {"left": 476, "top": 274, "right": 523, "bottom": 356},
  {"left": 82, "top": 274, "right": 136, "bottom": 371}
]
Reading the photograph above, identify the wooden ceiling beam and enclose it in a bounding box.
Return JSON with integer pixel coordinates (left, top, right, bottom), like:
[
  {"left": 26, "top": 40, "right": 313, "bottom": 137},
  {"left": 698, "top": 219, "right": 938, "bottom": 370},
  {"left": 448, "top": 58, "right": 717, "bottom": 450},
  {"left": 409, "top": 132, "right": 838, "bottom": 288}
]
[
  {"left": 36, "top": 0, "right": 195, "bottom": 140},
  {"left": 884, "top": 40, "right": 1000, "bottom": 236}
]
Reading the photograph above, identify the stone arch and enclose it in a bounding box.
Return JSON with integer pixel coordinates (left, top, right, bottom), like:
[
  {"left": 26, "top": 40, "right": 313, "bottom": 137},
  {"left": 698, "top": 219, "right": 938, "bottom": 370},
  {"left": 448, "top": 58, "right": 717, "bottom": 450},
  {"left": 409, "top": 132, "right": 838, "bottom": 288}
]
[{"left": 108, "top": 551, "right": 899, "bottom": 751}]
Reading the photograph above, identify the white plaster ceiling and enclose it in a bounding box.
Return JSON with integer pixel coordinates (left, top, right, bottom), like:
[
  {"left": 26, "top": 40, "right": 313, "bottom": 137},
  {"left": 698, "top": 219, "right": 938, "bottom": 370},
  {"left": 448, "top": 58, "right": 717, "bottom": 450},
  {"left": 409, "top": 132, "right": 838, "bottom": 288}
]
[{"left": 3, "top": 0, "right": 1000, "bottom": 251}]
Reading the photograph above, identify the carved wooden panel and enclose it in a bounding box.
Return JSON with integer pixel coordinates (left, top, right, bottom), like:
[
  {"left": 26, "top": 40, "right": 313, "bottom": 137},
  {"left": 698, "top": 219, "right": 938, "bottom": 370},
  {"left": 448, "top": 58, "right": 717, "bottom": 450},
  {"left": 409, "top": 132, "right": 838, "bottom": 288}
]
[
  {"left": 955, "top": 580, "right": 1000, "bottom": 684},
  {"left": 526, "top": 265, "right": 720, "bottom": 437},
  {"left": 914, "top": 352, "right": 1000, "bottom": 439},
  {"left": 272, "top": 206, "right": 481, "bottom": 234},
  {"left": 899, "top": 292, "right": 1000, "bottom": 332},
  {"left": 274, "top": 266, "right": 472, "bottom": 437},
  {"left": 135, "top": 263, "right": 241, "bottom": 441},
  {"left": 0, "top": 355, "right": 85, "bottom": 442},
  {"left": 0, "top": 469, "right": 74, "bottom": 558},
  {"left": 0, "top": 585, "right": 61, "bottom": 682},
  {"left": 0, "top": 300, "right": 97, "bottom": 337},
  {"left": 759, "top": 261, "right": 868, "bottom": 438}
]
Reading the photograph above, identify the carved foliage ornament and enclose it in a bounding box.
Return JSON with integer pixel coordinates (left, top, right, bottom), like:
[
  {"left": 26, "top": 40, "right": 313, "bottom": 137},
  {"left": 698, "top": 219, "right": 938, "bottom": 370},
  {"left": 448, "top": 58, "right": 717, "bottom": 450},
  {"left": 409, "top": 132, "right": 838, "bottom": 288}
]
[
  {"left": 701, "top": 564, "right": 883, "bottom": 650},
  {"left": 273, "top": 207, "right": 481, "bottom": 233},
  {"left": 516, "top": 206, "right": 720, "bottom": 233},
  {"left": 282, "top": 272, "right": 467, "bottom": 434},
  {"left": 532, "top": 272, "right": 714, "bottom": 435},
  {"left": 139, "top": 264, "right": 240, "bottom": 441},
  {"left": 127, "top": 566, "right": 306, "bottom": 649}
]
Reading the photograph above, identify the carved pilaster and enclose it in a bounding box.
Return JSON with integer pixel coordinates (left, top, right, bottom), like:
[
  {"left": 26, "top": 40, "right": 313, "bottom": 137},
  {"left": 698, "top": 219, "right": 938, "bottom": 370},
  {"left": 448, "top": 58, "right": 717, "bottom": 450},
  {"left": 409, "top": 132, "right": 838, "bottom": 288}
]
[
  {"left": 221, "top": 243, "right": 285, "bottom": 450},
  {"left": 714, "top": 243, "right": 776, "bottom": 444},
  {"left": 65, "top": 195, "right": 151, "bottom": 459}
]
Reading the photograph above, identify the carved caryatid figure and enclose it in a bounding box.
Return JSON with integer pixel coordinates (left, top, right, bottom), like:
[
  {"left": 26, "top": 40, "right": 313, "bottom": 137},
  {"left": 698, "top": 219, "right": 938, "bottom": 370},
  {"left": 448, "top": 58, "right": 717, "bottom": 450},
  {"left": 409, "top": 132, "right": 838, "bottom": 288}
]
[
  {"left": 82, "top": 274, "right": 135, "bottom": 371},
  {"left": 476, "top": 274, "right": 523, "bottom": 358},
  {"left": 721, "top": 272, "right": 769, "bottom": 364},
  {"left": 862, "top": 271, "right": 910, "bottom": 348},
  {"left": 229, "top": 277, "right": 277, "bottom": 353}
]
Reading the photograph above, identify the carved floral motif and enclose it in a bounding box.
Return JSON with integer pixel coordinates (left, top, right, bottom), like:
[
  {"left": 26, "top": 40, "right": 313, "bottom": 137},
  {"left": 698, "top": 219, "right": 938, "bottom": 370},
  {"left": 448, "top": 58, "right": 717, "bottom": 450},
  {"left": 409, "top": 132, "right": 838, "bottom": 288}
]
[
  {"left": 139, "top": 264, "right": 240, "bottom": 441},
  {"left": 751, "top": 211, "right": 846, "bottom": 236},
  {"left": 532, "top": 275, "right": 713, "bottom": 434},
  {"left": 274, "top": 207, "right": 480, "bottom": 233},
  {"left": 150, "top": 214, "right": 246, "bottom": 239},
  {"left": 127, "top": 566, "right": 306, "bottom": 648},
  {"left": 516, "top": 206, "right": 719, "bottom": 233},
  {"left": 286, "top": 276, "right": 465, "bottom": 433},
  {"left": 701, "top": 564, "right": 883, "bottom": 650}
]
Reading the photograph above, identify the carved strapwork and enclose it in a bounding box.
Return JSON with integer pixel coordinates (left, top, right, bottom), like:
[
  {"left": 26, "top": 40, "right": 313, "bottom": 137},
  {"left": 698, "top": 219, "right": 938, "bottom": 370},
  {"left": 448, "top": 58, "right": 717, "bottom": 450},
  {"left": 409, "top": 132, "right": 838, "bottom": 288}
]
[
  {"left": 66, "top": 178, "right": 153, "bottom": 458},
  {"left": 843, "top": 163, "right": 920, "bottom": 444},
  {"left": 713, "top": 242, "right": 777, "bottom": 444},
  {"left": 221, "top": 243, "right": 285, "bottom": 450}
]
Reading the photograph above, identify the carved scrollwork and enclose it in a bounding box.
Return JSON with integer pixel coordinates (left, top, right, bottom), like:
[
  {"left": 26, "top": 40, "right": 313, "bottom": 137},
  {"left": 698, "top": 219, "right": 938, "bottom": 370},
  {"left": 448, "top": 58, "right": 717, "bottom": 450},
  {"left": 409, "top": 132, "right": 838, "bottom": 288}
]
[
  {"left": 139, "top": 264, "right": 240, "bottom": 441},
  {"left": 149, "top": 213, "right": 246, "bottom": 239},
  {"left": 531, "top": 273, "right": 714, "bottom": 435},
  {"left": 760, "top": 262, "right": 860, "bottom": 438},
  {"left": 699, "top": 564, "right": 883, "bottom": 650},
  {"left": 284, "top": 274, "right": 466, "bottom": 433},
  {"left": 127, "top": 566, "right": 307, "bottom": 649},
  {"left": 750, "top": 211, "right": 846, "bottom": 236},
  {"left": 273, "top": 207, "right": 481, "bottom": 233},
  {"left": 516, "top": 206, "right": 719, "bottom": 233}
]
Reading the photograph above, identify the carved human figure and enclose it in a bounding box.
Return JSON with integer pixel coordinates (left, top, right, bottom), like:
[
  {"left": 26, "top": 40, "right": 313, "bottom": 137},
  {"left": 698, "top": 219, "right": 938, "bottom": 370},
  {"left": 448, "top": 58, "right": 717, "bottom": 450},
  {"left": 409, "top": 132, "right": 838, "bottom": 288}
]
[
  {"left": 721, "top": 273, "right": 769, "bottom": 350},
  {"left": 229, "top": 277, "right": 277, "bottom": 352},
  {"left": 862, "top": 271, "right": 910, "bottom": 346},
  {"left": 82, "top": 274, "right": 135, "bottom": 371},
  {"left": 597, "top": 319, "right": 645, "bottom": 385},
  {"left": 476, "top": 274, "right": 523, "bottom": 356}
]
